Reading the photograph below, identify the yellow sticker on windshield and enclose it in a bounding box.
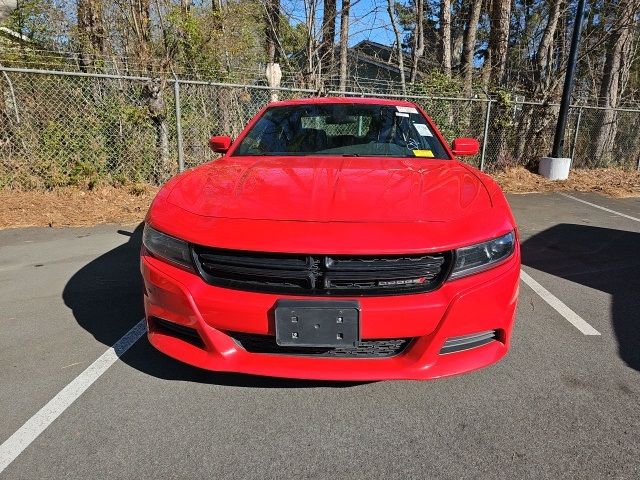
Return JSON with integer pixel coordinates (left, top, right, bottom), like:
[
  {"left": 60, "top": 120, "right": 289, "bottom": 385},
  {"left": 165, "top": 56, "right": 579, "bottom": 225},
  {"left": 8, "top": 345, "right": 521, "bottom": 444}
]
[{"left": 413, "top": 149, "right": 434, "bottom": 158}]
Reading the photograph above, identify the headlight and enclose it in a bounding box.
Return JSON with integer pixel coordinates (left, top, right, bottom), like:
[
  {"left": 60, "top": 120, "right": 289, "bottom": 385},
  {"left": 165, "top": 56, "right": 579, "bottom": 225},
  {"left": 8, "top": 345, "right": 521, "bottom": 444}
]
[
  {"left": 142, "top": 224, "right": 194, "bottom": 271},
  {"left": 449, "top": 231, "right": 515, "bottom": 280}
]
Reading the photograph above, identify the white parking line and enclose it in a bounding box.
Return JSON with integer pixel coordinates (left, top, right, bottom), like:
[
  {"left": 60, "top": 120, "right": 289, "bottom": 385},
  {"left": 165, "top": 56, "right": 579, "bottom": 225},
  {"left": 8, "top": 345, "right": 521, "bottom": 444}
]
[
  {"left": 0, "top": 319, "right": 146, "bottom": 474},
  {"left": 559, "top": 193, "right": 640, "bottom": 223},
  {"left": 520, "top": 270, "right": 601, "bottom": 336}
]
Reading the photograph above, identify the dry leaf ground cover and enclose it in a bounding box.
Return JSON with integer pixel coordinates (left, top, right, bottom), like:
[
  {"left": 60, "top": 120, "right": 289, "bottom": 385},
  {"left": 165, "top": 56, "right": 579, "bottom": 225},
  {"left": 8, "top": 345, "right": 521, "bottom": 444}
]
[
  {"left": 1, "top": 167, "right": 638, "bottom": 229},
  {"left": 493, "top": 166, "right": 640, "bottom": 197},
  {"left": 0, "top": 185, "right": 158, "bottom": 229}
]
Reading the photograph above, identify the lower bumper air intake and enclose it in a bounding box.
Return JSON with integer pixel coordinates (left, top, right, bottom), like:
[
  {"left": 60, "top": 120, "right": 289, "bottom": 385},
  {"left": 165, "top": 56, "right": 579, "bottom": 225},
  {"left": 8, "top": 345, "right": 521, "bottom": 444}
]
[{"left": 439, "top": 330, "right": 498, "bottom": 354}]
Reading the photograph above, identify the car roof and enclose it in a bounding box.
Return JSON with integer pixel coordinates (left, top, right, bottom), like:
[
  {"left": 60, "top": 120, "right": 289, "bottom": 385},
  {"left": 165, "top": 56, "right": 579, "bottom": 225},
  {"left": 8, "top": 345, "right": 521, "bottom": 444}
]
[{"left": 268, "top": 96, "right": 419, "bottom": 108}]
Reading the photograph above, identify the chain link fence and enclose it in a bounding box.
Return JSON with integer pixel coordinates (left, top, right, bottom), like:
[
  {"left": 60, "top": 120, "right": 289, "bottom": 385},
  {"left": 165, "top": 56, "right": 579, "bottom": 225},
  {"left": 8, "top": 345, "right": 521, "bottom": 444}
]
[{"left": 1, "top": 66, "right": 639, "bottom": 190}]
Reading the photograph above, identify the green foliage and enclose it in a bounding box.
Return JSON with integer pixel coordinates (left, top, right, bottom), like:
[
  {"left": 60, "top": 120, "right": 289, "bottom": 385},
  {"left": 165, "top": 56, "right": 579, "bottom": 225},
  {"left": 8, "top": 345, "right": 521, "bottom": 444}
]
[
  {"left": 280, "top": 20, "right": 307, "bottom": 57},
  {"left": 121, "top": 105, "right": 149, "bottom": 126},
  {"left": 411, "top": 73, "right": 466, "bottom": 141},
  {"left": 6, "top": 0, "right": 68, "bottom": 45},
  {"left": 0, "top": 74, "right": 167, "bottom": 189},
  {"left": 412, "top": 72, "right": 465, "bottom": 97},
  {"left": 36, "top": 118, "right": 105, "bottom": 188},
  {"left": 491, "top": 88, "right": 513, "bottom": 130}
]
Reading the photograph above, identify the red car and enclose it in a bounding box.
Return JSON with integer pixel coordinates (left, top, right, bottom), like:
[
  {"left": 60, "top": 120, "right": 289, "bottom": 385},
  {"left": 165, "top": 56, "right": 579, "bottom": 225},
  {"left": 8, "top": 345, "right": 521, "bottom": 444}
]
[{"left": 141, "top": 97, "right": 520, "bottom": 381}]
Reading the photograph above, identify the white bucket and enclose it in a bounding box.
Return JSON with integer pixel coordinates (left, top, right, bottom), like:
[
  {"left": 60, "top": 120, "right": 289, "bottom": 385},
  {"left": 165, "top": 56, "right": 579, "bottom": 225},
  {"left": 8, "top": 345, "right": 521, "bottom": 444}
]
[{"left": 539, "top": 157, "right": 572, "bottom": 181}]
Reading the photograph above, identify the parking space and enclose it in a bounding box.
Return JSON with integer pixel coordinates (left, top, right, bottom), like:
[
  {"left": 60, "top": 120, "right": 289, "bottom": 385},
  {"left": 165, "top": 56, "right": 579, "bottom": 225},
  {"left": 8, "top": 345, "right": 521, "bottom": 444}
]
[{"left": 1, "top": 192, "right": 639, "bottom": 479}]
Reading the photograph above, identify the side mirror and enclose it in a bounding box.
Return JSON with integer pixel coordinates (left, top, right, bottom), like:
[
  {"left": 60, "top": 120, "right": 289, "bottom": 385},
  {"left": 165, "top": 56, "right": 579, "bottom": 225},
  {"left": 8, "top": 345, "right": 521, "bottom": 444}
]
[
  {"left": 209, "top": 135, "right": 232, "bottom": 154},
  {"left": 452, "top": 137, "right": 480, "bottom": 157}
]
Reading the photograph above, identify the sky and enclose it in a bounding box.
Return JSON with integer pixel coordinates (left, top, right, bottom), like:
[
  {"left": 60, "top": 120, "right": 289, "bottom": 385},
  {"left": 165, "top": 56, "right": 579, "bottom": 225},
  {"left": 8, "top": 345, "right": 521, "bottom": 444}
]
[{"left": 281, "top": 0, "right": 397, "bottom": 47}]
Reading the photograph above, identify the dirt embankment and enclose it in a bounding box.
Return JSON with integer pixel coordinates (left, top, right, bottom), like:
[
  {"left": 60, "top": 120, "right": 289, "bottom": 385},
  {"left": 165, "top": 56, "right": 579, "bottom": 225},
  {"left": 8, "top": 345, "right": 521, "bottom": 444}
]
[{"left": 1, "top": 167, "right": 638, "bottom": 229}]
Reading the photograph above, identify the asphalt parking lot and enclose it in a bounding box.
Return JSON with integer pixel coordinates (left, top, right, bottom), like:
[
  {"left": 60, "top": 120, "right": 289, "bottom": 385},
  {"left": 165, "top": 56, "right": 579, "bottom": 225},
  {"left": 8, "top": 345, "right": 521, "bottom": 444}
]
[{"left": 1, "top": 192, "right": 639, "bottom": 479}]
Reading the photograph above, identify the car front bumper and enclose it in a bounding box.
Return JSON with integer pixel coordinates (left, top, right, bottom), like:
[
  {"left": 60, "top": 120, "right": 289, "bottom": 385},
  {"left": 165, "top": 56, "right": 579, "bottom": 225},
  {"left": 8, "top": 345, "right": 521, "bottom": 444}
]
[{"left": 141, "top": 248, "right": 520, "bottom": 381}]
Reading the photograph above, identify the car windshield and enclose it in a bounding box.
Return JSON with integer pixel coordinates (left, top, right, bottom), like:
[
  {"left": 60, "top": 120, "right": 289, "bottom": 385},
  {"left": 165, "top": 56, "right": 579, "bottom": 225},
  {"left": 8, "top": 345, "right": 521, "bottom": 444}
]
[{"left": 232, "top": 103, "right": 450, "bottom": 159}]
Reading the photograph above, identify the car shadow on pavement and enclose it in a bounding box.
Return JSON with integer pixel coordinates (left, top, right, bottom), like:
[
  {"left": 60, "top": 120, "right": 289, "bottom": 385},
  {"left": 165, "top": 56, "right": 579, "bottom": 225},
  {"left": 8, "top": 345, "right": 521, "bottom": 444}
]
[
  {"left": 62, "top": 223, "right": 365, "bottom": 388},
  {"left": 521, "top": 223, "right": 640, "bottom": 373}
]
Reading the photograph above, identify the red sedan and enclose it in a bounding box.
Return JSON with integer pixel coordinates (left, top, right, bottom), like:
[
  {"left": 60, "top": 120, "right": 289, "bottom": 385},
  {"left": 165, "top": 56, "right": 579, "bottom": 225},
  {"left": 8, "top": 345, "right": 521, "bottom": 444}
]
[{"left": 141, "top": 97, "right": 520, "bottom": 381}]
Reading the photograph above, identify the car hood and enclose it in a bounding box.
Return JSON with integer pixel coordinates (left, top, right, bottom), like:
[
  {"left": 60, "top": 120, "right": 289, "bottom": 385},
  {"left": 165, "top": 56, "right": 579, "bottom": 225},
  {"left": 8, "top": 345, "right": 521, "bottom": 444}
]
[{"left": 167, "top": 156, "right": 492, "bottom": 223}]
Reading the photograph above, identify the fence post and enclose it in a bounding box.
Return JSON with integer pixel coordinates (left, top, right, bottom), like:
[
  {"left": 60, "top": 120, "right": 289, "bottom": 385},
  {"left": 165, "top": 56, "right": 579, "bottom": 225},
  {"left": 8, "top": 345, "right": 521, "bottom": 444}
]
[
  {"left": 480, "top": 100, "right": 492, "bottom": 172},
  {"left": 570, "top": 107, "right": 583, "bottom": 160},
  {"left": 173, "top": 78, "right": 185, "bottom": 173}
]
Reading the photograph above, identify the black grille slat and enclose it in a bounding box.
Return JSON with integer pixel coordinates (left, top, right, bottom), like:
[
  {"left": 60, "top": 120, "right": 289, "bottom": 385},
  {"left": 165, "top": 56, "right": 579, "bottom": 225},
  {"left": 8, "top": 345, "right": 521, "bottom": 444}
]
[
  {"left": 200, "top": 262, "right": 313, "bottom": 280},
  {"left": 229, "top": 332, "right": 411, "bottom": 358},
  {"left": 198, "top": 252, "right": 309, "bottom": 270},
  {"left": 326, "top": 255, "right": 445, "bottom": 271},
  {"left": 325, "top": 267, "right": 441, "bottom": 281},
  {"left": 192, "top": 246, "right": 451, "bottom": 296}
]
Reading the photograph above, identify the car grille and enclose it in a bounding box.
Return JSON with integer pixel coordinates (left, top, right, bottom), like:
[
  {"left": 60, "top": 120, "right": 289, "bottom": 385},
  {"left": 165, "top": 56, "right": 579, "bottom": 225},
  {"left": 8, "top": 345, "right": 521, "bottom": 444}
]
[
  {"left": 228, "top": 332, "right": 412, "bottom": 358},
  {"left": 191, "top": 246, "right": 451, "bottom": 296}
]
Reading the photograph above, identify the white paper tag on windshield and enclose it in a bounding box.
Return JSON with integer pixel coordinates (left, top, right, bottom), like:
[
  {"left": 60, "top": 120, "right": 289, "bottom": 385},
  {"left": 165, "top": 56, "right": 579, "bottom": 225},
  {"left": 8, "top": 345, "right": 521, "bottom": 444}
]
[
  {"left": 397, "top": 106, "right": 418, "bottom": 114},
  {"left": 413, "top": 123, "right": 433, "bottom": 137},
  {"left": 395, "top": 112, "right": 409, "bottom": 117}
]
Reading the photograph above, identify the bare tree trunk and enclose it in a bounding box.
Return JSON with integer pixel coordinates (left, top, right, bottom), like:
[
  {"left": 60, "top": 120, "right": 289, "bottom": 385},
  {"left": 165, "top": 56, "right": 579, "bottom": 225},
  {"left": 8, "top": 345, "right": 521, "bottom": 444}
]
[
  {"left": 131, "top": 0, "right": 173, "bottom": 183},
  {"left": 440, "top": 0, "right": 452, "bottom": 76},
  {"left": 534, "top": 0, "right": 563, "bottom": 92},
  {"left": 451, "top": 0, "right": 467, "bottom": 67},
  {"left": 387, "top": 0, "right": 407, "bottom": 95},
  {"left": 210, "top": 0, "right": 231, "bottom": 72},
  {"left": 77, "top": 0, "right": 105, "bottom": 70},
  {"left": 178, "top": 0, "right": 196, "bottom": 72},
  {"left": 593, "top": 0, "right": 638, "bottom": 164},
  {"left": 338, "top": 0, "right": 350, "bottom": 91},
  {"left": 320, "top": 0, "right": 337, "bottom": 77},
  {"left": 131, "top": 0, "right": 152, "bottom": 72},
  {"left": 460, "top": 0, "right": 482, "bottom": 97},
  {"left": 486, "top": 0, "right": 511, "bottom": 89},
  {"left": 265, "top": 0, "right": 280, "bottom": 64},
  {"left": 157, "top": 121, "right": 170, "bottom": 179},
  {"left": 451, "top": 24, "right": 464, "bottom": 67},
  {"left": 482, "top": 0, "right": 512, "bottom": 167},
  {"left": 145, "top": 79, "right": 173, "bottom": 184},
  {"left": 264, "top": 0, "right": 282, "bottom": 99},
  {"left": 304, "top": 0, "right": 319, "bottom": 88},
  {"left": 410, "top": 0, "right": 424, "bottom": 84},
  {"left": 513, "top": 0, "right": 564, "bottom": 162}
]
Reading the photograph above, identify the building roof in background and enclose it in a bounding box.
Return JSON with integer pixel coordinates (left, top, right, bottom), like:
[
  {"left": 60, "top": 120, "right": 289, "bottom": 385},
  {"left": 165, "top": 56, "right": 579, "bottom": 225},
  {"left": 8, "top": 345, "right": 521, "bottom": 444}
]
[{"left": 0, "top": 0, "right": 17, "bottom": 23}]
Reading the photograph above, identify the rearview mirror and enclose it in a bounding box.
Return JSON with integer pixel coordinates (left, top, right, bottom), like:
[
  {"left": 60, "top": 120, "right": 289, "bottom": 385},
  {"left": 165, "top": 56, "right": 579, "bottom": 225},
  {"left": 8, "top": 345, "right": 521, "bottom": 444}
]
[
  {"left": 209, "top": 135, "right": 232, "bottom": 154},
  {"left": 452, "top": 138, "right": 480, "bottom": 157}
]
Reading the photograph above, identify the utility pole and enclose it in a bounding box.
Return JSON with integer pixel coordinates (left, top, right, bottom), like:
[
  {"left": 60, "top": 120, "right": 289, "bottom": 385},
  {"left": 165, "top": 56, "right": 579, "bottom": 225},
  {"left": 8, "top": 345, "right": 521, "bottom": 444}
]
[{"left": 539, "top": 0, "right": 587, "bottom": 180}]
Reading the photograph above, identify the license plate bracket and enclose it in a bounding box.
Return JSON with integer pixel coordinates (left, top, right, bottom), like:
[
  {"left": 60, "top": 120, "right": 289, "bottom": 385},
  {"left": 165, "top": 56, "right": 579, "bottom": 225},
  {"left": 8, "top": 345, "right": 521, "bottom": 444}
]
[{"left": 275, "top": 300, "right": 360, "bottom": 347}]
